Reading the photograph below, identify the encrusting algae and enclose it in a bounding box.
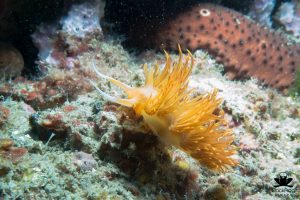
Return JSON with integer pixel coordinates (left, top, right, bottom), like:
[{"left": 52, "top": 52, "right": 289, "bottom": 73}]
[{"left": 90, "top": 47, "right": 238, "bottom": 171}]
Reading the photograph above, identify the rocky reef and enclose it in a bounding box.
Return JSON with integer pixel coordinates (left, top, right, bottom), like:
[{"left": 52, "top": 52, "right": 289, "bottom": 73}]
[
  {"left": 0, "top": 0, "right": 299, "bottom": 200},
  {"left": 248, "top": 0, "right": 276, "bottom": 27},
  {"left": 274, "top": 0, "right": 300, "bottom": 37}
]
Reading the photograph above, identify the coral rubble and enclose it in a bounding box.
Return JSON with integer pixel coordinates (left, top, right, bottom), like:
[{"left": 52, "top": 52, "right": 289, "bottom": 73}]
[{"left": 153, "top": 3, "right": 300, "bottom": 89}]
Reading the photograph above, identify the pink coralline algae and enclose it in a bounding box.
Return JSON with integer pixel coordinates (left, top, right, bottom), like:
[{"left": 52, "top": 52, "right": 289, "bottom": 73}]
[
  {"left": 0, "top": 2, "right": 105, "bottom": 110},
  {"left": 248, "top": 0, "right": 276, "bottom": 27},
  {"left": 0, "top": 138, "right": 27, "bottom": 163},
  {"left": 274, "top": 0, "right": 300, "bottom": 37},
  {"left": 32, "top": 1, "right": 104, "bottom": 70},
  {"left": 0, "top": 75, "right": 93, "bottom": 110},
  {"left": 0, "top": 105, "right": 9, "bottom": 127},
  {"left": 60, "top": 2, "right": 102, "bottom": 38}
]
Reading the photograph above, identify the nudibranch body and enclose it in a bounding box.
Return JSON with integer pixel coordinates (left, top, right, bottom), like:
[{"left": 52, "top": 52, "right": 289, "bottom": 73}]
[
  {"left": 153, "top": 3, "right": 300, "bottom": 89},
  {"left": 91, "top": 48, "right": 237, "bottom": 171}
]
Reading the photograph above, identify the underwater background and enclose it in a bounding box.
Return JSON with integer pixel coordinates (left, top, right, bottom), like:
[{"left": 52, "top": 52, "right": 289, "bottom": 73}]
[{"left": 0, "top": 0, "right": 299, "bottom": 199}]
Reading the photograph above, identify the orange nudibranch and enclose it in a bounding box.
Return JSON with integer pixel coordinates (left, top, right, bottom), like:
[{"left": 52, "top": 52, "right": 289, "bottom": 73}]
[{"left": 90, "top": 47, "right": 237, "bottom": 171}]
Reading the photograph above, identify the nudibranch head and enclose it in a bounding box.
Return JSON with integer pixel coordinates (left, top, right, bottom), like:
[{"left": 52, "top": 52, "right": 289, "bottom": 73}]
[{"left": 91, "top": 46, "right": 238, "bottom": 171}]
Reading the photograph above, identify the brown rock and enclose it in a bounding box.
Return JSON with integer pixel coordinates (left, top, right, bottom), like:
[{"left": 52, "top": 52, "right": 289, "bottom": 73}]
[{"left": 0, "top": 42, "right": 24, "bottom": 78}]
